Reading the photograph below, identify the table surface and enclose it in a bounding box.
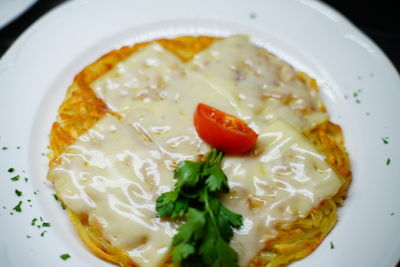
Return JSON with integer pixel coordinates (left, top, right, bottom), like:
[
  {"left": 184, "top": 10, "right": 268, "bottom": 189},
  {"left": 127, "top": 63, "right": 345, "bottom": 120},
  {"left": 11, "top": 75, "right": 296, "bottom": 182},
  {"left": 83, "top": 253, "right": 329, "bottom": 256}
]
[{"left": 0, "top": 0, "right": 399, "bottom": 266}]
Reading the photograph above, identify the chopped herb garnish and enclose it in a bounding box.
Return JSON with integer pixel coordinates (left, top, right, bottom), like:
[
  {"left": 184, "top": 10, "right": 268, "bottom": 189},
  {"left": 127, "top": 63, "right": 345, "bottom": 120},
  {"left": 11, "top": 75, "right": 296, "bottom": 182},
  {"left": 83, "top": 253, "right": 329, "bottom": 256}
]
[
  {"left": 31, "top": 218, "right": 37, "bottom": 226},
  {"left": 8, "top": 168, "right": 15, "bottom": 173},
  {"left": 10, "top": 175, "right": 20, "bottom": 181},
  {"left": 40, "top": 231, "right": 47, "bottom": 237},
  {"left": 40, "top": 216, "right": 43, "bottom": 222},
  {"left": 382, "top": 137, "right": 389, "bottom": 144},
  {"left": 26, "top": 235, "right": 32, "bottom": 238},
  {"left": 13, "top": 201, "right": 22, "bottom": 212},
  {"left": 54, "top": 193, "right": 67, "bottom": 209},
  {"left": 15, "top": 189, "right": 22, "bottom": 197},
  {"left": 17, "top": 146, "right": 21, "bottom": 149},
  {"left": 156, "top": 148, "right": 243, "bottom": 266},
  {"left": 60, "top": 254, "right": 71, "bottom": 260},
  {"left": 42, "top": 222, "right": 51, "bottom": 227},
  {"left": 2, "top": 147, "right": 8, "bottom": 150},
  {"left": 352, "top": 90, "right": 362, "bottom": 104},
  {"left": 27, "top": 199, "right": 31, "bottom": 202},
  {"left": 386, "top": 158, "right": 391, "bottom": 165},
  {"left": 330, "top": 241, "right": 335, "bottom": 249},
  {"left": 24, "top": 177, "right": 28, "bottom": 182}
]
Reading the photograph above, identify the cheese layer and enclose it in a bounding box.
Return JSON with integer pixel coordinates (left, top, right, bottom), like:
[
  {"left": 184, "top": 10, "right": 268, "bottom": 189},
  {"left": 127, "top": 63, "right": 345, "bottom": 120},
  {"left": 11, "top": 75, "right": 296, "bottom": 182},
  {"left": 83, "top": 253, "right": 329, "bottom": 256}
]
[{"left": 48, "top": 36, "right": 342, "bottom": 266}]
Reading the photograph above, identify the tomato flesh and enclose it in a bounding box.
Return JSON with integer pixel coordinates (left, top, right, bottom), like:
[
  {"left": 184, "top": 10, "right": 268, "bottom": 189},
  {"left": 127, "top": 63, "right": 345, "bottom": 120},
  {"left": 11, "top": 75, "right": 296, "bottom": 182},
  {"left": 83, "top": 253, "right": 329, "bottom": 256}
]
[{"left": 194, "top": 103, "right": 258, "bottom": 154}]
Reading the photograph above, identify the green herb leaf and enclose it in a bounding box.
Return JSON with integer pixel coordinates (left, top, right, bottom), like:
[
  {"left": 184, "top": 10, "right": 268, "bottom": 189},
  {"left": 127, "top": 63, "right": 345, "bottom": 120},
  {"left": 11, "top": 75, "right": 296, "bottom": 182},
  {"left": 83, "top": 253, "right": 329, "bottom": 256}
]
[
  {"left": 13, "top": 201, "right": 22, "bottom": 212},
  {"left": 42, "top": 222, "right": 51, "bottom": 227},
  {"left": 203, "top": 150, "right": 229, "bottom": 193},
  {"left": 216, "top": 203, "right": 243, "bottom": 241},
  {"left": 8, "top": 168, "right": 15, "bottom": 173},
  {"left": 156, "top": 149, "right": 242, "bottom": 266},
  {"left": 386, "top": 158, "right": 391, "bottom": 165},
  {"left": 60, "top": 254, "right": 71, "bottom": 260},
  {"left": 10, "top": 175, "right": 20, "bottom": 181},
  {"left": 204, "top": 165, "right": 229, "bottom": 193},
  {"left": 172, "top": 243, "right": 196, "bottom": 263},
  {"left": 249, "top": 12, "right": 257, "bottom": 19},
  {"left": 15, "top": 189, "right": 22, "bottom": 197},
  {"left": 174, "top": 161, "right": 202, "bottom": 188},
  {"left": 213, "top": 235, "right": 239, "bottom": 266},
  {"left": 330, "top": 241, "right": 335, "bottom": 249},
  {"left": 172, "top": 208, "right": 206, "bottom": 246},
  {"left": 382, "top": 137, "right": 389, "bottom": 144},
  {"left": 198, "top": 219, "right": 219, "bottom": 264},
  {"left": 198, "top": 215, "right": 239, "bottom": 267},
  {"left": 156, "top": 190, "right": 188, "bottom": 219},
  {"left": 171, "top": 209, "right": 206, "bottom": 262}
]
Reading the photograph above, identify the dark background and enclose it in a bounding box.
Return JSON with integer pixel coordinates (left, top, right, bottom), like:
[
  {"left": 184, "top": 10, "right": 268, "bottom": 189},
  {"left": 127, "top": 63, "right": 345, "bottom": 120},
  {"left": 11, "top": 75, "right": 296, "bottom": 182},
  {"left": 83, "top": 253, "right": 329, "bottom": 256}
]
[
  {"left": 0, "top": 0, "right": 399, "bottom": 74},
  {"left": 0, "top": 0, "right": 398, "bottom": 266}
]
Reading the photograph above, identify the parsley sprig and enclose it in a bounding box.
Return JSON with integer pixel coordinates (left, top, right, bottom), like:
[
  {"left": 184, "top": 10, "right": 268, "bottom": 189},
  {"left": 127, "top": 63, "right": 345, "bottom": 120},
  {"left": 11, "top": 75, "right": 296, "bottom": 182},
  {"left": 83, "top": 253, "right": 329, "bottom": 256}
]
[{"left": 156, "top": 148, "right": 243, "bottom": 266}]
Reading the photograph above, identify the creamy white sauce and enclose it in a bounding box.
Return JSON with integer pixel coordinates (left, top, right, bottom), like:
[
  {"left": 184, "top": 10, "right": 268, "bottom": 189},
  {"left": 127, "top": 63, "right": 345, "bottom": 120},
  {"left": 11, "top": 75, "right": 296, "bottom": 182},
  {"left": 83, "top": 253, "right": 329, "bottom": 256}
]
[{"left": 48, "top": 36, "right": 343, "bottom": 266}]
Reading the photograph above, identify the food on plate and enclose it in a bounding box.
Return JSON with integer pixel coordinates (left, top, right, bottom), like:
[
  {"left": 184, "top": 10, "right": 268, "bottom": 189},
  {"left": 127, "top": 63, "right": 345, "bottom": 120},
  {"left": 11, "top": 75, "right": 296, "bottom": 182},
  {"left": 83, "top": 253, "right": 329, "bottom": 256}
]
[{"left": 47, "top": 35, "right": 351, "bottom": 267}]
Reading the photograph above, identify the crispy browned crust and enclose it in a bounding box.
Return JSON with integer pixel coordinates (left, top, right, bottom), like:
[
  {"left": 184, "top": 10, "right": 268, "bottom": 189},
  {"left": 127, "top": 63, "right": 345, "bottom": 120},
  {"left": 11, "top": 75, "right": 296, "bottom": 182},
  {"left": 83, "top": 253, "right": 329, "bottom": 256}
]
[{"left": 48, "top": 36, "right": 351, "bottom": 267}]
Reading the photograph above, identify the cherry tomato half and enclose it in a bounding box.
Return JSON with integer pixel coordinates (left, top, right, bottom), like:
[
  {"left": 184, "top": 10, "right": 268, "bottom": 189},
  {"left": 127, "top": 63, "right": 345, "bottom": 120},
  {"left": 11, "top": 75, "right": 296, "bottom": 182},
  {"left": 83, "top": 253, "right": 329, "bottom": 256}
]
[{"left": 194, "top": 103, "right": 258, "bottom": 154}]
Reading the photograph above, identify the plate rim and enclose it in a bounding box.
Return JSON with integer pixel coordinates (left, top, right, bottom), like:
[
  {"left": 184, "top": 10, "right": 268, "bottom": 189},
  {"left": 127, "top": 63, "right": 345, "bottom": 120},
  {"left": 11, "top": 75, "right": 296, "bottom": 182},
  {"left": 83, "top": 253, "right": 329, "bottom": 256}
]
[{"left": 0, "top": 0, "right": 399, "bottom": 267}]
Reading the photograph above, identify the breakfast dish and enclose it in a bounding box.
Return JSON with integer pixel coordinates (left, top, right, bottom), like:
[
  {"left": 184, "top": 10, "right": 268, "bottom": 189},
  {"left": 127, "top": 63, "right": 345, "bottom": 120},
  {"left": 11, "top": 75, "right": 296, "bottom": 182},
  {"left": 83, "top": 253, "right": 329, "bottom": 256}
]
[{"left": 47, "top": 35, "right": 351, "bottom": 266}]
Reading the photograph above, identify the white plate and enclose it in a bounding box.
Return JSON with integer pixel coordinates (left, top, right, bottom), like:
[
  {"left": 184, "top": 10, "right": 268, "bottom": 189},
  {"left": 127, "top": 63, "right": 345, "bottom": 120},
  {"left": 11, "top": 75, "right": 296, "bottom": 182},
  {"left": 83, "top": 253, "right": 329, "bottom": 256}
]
[
  {"left": 0, "top": 0, "right": 37, "bottom": 29},
  {"left": 0, "top": 0, "right": 399, "bottom": 266}
]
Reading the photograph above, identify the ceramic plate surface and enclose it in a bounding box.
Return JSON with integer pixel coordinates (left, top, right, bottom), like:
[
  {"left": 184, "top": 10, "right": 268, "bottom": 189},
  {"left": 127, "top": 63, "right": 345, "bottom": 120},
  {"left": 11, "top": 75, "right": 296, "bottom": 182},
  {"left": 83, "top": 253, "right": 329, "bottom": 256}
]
[
  {"left": 0, "top": 0, "right": 37, "bottom": 29},
  {"left": 0, "top": 0, "right": 399, "bottom": 266}
]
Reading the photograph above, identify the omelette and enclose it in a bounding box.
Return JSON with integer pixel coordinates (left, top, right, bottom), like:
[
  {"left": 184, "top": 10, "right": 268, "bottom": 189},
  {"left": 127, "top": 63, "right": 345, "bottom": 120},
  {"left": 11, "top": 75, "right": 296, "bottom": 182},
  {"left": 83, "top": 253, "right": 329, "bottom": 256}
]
[{"left": 47, "top": 35, "right": 351, "bottom": 267}]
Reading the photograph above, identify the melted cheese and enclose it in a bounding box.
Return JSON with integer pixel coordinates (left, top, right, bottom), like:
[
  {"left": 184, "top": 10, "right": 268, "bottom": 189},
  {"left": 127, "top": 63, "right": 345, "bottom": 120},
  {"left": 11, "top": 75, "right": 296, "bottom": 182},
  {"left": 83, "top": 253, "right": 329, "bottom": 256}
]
[
  {"left": 188, "top": 35, "right": 321, "bottom": 113},
  {"left": 222, "top": 120, "right": 341, "bottom": 264},
  {"left": 48, "top": 36, "right": 343, "bottom": 266},
  {"left": 48, "top": 113, "right": 177, "bottom": 266},
  {"left": 259, "top": 98, "right": 329, "bottom": 132}
]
